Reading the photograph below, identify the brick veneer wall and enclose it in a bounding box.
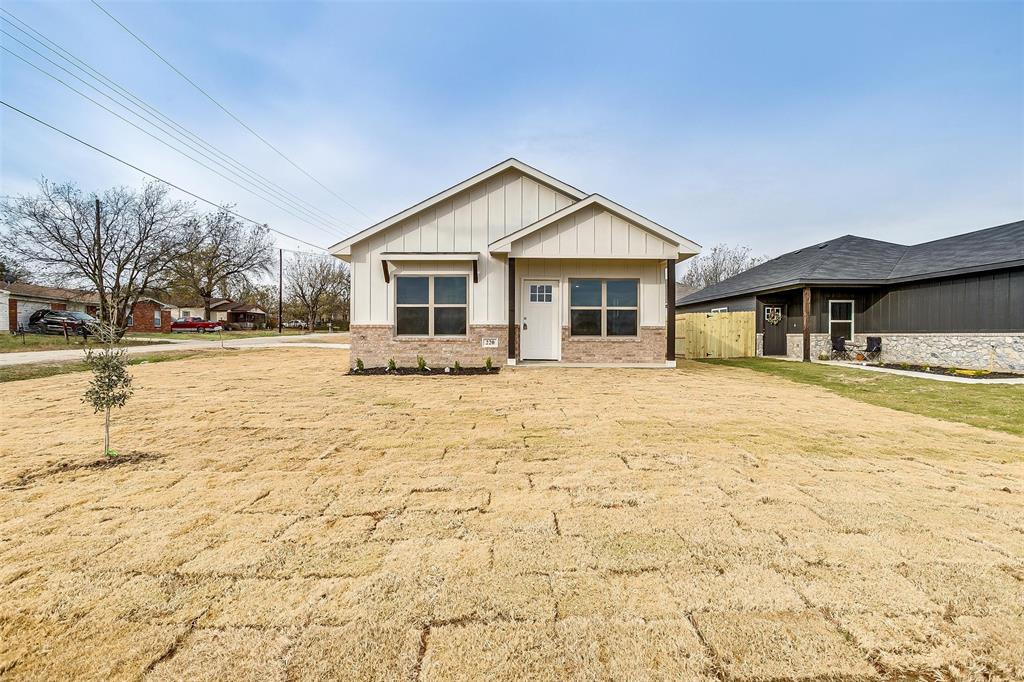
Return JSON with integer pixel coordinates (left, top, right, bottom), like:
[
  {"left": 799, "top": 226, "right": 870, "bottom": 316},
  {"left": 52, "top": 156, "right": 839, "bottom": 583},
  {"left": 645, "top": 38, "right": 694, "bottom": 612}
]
[
  {"left": 128, "top": 300, "right": 172, "bottom": 333},
  {"left": 350, "top": 324, "right": 508, "bottom": 369},
  {"left": 352, "top": 323, "right": 669, "bottom": 367},
  {"left": 559, "top": 326, "right": 666, "bottom": 364}
]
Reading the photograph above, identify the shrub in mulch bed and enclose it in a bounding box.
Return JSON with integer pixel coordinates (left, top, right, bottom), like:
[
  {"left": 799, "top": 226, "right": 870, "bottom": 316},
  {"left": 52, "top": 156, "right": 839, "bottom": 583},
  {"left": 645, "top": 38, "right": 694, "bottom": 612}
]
[
  {"left": 873, "top": 363, "right": 1023, "bottom": 380},
  {"left": 348, "top": 367, "right": 499, "bottom": 376}
]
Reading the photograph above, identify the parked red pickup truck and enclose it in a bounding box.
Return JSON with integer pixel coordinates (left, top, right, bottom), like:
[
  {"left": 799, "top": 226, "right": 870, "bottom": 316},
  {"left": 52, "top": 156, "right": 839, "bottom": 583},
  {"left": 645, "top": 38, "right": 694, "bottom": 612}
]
[{"left": 170, "top": 317, "right": 224, "bottom": 333}]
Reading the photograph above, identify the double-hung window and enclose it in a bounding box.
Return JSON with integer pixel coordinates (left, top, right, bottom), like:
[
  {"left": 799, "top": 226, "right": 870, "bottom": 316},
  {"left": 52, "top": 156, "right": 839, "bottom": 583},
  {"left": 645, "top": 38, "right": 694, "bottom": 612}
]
[
  {"left": 395, "top": 275, "right": 468, "bottom": 336},
  {"left": 829, "top": 300, "right": 854, "bottom": 340},
  {"left": 569, "top": 279, "right": 639, "bottom": 337},
  {"left": 154, "top": 309, "right": 162, "bottom": 327}
]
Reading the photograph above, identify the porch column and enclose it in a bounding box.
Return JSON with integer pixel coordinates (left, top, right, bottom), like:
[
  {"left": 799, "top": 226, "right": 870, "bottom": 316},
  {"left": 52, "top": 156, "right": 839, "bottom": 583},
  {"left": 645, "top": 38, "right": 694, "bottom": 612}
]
[
  {"left": 802, "top": 286, "right": 811, "bottom": 362},
  {"left": 666, "top": 258, "right": 676, "bottom": 362},
  {"left": 507, "top": 257, "right": 516, "bottom": 365}
]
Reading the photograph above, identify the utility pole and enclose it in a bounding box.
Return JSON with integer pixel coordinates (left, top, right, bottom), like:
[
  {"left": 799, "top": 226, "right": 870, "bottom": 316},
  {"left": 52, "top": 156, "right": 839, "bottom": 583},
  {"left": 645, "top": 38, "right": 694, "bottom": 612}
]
[
  {"left": 278, "top": 248, "right": 283, "bottom": 334},
  {"left": 94, "top": 199, "right": 105, "bottom": 324}
]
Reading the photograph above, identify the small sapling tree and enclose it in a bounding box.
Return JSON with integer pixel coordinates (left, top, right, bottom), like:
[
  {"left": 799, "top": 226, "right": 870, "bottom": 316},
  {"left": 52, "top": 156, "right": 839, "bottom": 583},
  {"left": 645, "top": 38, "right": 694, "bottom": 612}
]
[{"left": 82, "top": 322, "right": 134, "bottom": 457}]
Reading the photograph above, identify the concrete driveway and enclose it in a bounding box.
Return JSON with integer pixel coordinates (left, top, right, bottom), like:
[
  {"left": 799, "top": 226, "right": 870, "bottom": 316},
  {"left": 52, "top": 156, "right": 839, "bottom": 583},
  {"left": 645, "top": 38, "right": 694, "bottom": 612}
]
[{"left": 0, "top": 333, "right": 350, "bottom": 366}]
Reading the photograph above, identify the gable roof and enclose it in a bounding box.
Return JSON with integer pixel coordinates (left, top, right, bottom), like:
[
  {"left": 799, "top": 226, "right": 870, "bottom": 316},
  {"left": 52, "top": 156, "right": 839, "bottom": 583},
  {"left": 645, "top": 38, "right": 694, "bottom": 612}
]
[
  {"left": 678, "top": 219, "right": 1024, "bottom": 305},
  {"left": 329, "top": 158, "right": 588, "bottom": 256},
  {"left": 488, "top": 193, "right": 700, "bottom": 255}
]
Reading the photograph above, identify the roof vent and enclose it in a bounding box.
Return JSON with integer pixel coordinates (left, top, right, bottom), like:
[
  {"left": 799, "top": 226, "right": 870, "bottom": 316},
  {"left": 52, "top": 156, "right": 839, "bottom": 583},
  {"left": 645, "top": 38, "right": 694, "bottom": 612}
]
[{"left": 818, "top": 243, "right": 829, "bottom": 249}]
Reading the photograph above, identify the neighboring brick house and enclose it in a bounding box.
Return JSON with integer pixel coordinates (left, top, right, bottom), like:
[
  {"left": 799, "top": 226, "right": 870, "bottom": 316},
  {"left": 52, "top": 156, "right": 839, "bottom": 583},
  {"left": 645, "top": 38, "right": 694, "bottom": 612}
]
[
  {"left": 125, "top": 297, "right": 173, "bottom": 333},
  {"left": 1, "top": 283, "right": 173, "bottom": 333},
  {"left": 329, "top": 159, "right": 700, "bottom": 368}
]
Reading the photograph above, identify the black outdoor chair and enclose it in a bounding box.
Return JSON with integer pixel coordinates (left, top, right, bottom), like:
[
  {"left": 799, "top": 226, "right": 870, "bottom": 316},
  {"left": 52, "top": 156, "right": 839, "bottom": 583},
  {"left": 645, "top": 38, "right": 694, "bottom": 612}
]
[
  {"left": 863, "top": 336, "right": 882, "bottom": 362},
  {"left": 830, "top": 336, "right": 851, "bottom": 361}
]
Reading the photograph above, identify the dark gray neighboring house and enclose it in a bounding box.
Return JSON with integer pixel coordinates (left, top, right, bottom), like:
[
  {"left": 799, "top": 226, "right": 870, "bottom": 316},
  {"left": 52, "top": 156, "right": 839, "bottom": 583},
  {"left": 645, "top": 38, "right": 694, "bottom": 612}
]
[{"left": 676, "top": 220, "right": 1024, "bottom": 371}]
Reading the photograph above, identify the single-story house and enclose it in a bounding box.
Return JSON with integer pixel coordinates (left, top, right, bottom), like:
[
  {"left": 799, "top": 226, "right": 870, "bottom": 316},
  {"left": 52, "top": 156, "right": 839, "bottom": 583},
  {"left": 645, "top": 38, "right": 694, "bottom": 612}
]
[
  {"left": 1, "top": 282, "right": 174, "bottom": 333},
  {"left": 172, "top": 300, "right": 268, "bottom": 329},
  {"left": 676, "top": 220, "right": 1024, "bottom": 371},
  {"left": 1, "top": 282, "right": 99, "bottom": 332},
  {"left": 126, "top": 297, "right": 174, "bottom": 333},
  {"left": 330, "top": 158, "right": 700, "bottom": 367}
]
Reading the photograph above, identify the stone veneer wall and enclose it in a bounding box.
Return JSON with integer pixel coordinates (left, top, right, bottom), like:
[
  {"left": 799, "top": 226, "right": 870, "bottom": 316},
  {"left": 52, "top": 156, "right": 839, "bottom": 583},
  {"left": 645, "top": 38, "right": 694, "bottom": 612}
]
[
  {"left": 349, "top": 324, "right": 507, "bottom": 368},
  {"left": 755, "top": 333, "right": 763, "bottom": 358},
  {"left": 559, "top": 326, "right": 666, "bottom": 364},
  {"left": 781, "top": 332, "right": 1024, "bottom": 372}
]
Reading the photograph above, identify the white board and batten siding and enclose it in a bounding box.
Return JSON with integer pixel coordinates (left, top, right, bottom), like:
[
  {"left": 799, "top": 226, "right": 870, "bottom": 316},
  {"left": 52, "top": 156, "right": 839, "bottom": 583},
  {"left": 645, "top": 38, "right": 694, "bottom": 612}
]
[
  {"left": 509, "top": 205, "right": 679, "bottom": 260},
  {"left": 348, "top": 167, "right": 683, "bottom": 329},
  {"left": 350, "top": 169, "right": 575, "bottom": 326}
]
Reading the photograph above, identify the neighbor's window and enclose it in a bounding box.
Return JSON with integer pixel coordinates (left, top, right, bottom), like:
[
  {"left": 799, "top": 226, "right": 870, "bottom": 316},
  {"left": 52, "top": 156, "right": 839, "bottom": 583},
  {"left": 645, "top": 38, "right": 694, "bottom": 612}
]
[
  {"left": 126, "top": 314, "right": 135, "bottom": 327},
  {"left": 396, "top": 275, "right": 468, "bottom": 336},
  {"left": 829, "top": 300, "right": 854, "bottom": 340},
  {"left": 569, "top": 279, "right": 639, "bottom": 337},
  {"left": 154, "top": 309, "right": 161, "bottom": 327}
]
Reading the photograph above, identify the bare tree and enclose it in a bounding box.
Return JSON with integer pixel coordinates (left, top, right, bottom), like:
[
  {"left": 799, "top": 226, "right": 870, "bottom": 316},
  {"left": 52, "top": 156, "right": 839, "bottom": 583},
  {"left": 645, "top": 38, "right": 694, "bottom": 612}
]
[
  {"left": 0, "top": 252, "right": 30, "bottom": 283},
  {"left": 678, "top": 243, "right": 766, "bottom": 290},
  {"left": 0, "top": 179, "right": 191, "bottom": 330},
  {"left": 285, "top": 253, "right": 350, "bottom": 331},
  {"left": 172, "top": 208, "right": 273, "bottom": 319}
]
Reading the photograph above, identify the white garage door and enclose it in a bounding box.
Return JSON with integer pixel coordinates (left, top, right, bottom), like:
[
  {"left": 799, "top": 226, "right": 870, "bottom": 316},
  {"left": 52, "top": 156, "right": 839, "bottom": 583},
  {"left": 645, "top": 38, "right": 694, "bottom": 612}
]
[{"left": 16, "top": 301, "right": 50, "bottom": 329}]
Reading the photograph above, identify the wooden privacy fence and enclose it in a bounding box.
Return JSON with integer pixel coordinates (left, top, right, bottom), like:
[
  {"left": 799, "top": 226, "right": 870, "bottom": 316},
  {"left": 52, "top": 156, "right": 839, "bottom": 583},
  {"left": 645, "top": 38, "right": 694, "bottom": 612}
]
[{"left": 675, "top": 311, "right": 756, "bottom": 359}]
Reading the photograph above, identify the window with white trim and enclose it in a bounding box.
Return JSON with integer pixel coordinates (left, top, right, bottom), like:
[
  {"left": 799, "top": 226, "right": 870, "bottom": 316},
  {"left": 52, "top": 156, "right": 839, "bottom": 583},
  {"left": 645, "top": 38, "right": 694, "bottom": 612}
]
[
  {"left": 395, "top": 275, "right": 468, "bottom": 336},
  {"left": 829, "top": 300, "right": 854, "bottom": 340},
  {"left": 154, "top": 309, "right": 162, "bottom": 327},
  {"left": 569, "top": 279, "right": 639, "bottom": 337},
  {"left": 126, "top": 314, "right": 135, "bottom": 327},
  {"left": 711, "top": 306, "right": 728, "bottom": 313}
]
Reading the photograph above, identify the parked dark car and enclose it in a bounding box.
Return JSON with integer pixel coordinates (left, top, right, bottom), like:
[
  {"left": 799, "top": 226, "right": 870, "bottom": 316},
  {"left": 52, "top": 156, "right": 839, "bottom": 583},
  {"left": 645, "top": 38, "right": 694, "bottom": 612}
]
[
  {"left": 27, "top": 309, "right": 98, "bottom": 336},
  {"left": 170, "top": 317, "right": 224, "bottom": 333}
]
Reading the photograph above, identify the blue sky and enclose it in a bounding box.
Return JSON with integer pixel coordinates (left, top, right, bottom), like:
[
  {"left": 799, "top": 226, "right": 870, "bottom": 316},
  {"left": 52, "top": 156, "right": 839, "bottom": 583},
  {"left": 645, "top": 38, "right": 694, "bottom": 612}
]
[{"left": 1, "top": 1, "right": 1022, "bottom": 259}]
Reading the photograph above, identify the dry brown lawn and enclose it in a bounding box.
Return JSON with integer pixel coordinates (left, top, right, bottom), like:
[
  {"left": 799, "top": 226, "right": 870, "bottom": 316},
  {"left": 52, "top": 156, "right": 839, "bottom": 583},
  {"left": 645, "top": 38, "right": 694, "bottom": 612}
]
[{"left": 1, "top": 348, "right": 1022, "bottom": 681}]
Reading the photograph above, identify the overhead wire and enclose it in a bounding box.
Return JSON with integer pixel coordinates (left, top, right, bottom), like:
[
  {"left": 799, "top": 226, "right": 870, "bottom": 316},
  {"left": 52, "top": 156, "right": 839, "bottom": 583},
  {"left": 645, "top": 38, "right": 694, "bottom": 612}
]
[
  {"left": 1, "top": 23, "right": 348, "bottom": 239},
  {"left": 90, "top": 0, "right": 372, "bottom": 222},
  {"left": 0, "top": 8, "right": 351, "bottom": 232},
  {"left": 1, "top": 99, "right": 327, "bottom": 251}
]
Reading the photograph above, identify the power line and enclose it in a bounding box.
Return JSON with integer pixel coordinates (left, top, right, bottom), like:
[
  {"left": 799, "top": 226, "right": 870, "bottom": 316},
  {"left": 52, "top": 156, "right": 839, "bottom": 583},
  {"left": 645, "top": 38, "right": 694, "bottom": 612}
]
[
  {"left": 91, "top": 0, "right": 372, "bottom": 221},
  {"left": 2, "top": 44, "right": 347, "bottom": 241},
  {"left": 0, "top": 8, "right": 352, "bottom": 232},
  {"left": 0, "top": 99, "right": 326, "bottom": 251},
  {"left": 0, "top": 20, "right": 347, "bottom": 237}
]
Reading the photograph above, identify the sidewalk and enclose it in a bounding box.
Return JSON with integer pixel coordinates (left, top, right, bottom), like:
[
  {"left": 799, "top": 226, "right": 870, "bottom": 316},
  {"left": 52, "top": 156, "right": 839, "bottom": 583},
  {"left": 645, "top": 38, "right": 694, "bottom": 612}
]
[{"left": 0, "top": 334, "right": 349, "bottom": 367}]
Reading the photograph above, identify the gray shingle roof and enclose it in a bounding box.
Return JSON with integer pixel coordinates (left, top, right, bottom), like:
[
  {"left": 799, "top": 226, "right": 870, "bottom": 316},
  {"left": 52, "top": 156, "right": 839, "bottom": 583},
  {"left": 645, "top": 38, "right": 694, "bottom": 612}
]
[{"left": 679, "top": 220, "right": 1024, "bottom": 306}]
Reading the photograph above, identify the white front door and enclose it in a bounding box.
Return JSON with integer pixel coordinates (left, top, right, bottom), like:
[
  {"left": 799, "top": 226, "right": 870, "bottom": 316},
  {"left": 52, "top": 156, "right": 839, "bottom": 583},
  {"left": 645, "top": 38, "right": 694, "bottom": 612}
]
[{"left": 521, "top": 279, "right": 560, "bottom": 360}]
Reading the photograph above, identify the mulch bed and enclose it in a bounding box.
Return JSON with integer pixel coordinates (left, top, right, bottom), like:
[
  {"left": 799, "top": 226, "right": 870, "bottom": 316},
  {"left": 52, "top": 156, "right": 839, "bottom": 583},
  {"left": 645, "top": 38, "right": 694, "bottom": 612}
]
[
  {"left": 348, "top": 367, "right": 500, "bottom": 376},
  {"left": 873, "top": 363, "right": 1023, "bottom": 380}
]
